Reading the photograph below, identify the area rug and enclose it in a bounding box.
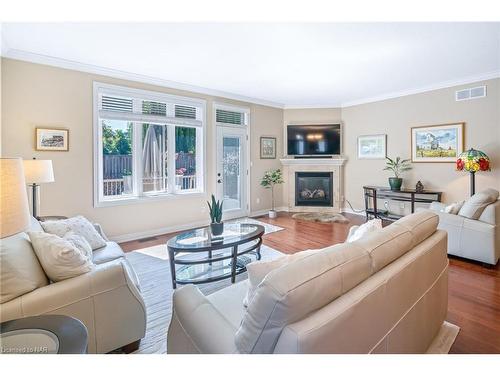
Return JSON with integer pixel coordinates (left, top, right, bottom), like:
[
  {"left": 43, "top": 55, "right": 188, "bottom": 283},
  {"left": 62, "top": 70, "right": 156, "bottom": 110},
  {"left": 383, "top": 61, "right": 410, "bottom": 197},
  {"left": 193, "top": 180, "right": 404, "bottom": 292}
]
[
  {"left": 227, "top": 216, "right": 284, "bottom": 234},
  {"left": 125, "top": 244, "right": 283, "bottom": 354},
  {"left": 426, "top": 321, "right": 460, "bottom": 354},
  {"left": 292, "top": 212, "right": 350, "bottom": 223}
]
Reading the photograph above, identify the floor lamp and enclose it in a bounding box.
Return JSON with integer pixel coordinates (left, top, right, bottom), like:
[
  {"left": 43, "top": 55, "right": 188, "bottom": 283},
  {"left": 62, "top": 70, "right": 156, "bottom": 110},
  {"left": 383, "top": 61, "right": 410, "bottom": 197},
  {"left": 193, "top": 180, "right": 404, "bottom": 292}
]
[
  {"left": 23, "top": 159, "right": 55, "bottom": 218},
  {"left": 456, "top": 148, "right": 491, "bottom": 196},
  {"left": 0, "top": 158, "right": 31, "bottom": 238}
]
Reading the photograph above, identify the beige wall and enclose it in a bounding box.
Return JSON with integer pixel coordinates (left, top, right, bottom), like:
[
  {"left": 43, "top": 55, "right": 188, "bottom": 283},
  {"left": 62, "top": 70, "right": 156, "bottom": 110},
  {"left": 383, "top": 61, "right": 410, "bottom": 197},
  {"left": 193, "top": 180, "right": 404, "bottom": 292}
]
[
  {"left": 342, "top": 78, "right": 500, "bottom": 210},
  {"left": 2, "top": 57, "right": 499, "bottom": 240},
  {"left": 1, "top": 58, "right": 284, "bottom": 240}
]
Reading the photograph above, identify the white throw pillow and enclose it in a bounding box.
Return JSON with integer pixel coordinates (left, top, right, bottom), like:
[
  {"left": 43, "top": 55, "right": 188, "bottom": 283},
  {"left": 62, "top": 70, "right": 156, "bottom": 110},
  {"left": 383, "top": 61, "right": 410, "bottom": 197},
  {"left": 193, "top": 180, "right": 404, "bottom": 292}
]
[
  {"left": 444, "top": 201, "right": 465, "bottom": 215},
  {"left": 41, "top": 216, "right": 106, "bottom": 250},
  {"left": 243, "top": 249, "right": 319, "bottom": 307},
  {"left": 28, "top": 231, "right": 94, "bottom": 282},
  {"left": 458, "top": 188, "right": 499, "bottom": 219},
  {"left": 63, "top": 232, "right": 93, "bottom": 264},
  {"left": 346, "top": 219, "right": 382, "bottom": 243}
]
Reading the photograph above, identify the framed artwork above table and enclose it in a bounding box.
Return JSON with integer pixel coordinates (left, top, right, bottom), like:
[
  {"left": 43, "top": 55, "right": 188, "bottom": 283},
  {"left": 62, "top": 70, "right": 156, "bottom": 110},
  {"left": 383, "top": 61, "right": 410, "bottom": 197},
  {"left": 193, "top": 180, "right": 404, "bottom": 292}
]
[{"left": 411, "top": 123, "right": 464, "bottom": 163}]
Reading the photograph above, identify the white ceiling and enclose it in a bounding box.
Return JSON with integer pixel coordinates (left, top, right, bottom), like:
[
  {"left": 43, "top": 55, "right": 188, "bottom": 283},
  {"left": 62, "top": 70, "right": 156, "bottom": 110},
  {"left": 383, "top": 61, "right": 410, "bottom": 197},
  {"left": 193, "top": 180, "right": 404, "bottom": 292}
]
[{"left": 2, "top": 23, "right": 500, "bottom": 107}]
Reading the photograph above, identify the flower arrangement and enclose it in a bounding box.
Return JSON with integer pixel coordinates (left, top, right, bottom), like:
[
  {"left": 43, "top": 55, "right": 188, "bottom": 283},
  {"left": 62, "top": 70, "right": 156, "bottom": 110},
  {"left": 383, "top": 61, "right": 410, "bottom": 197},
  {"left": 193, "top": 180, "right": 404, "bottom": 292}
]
[{"left": 456, "top": 148, "right": 491, "bottom": 172}]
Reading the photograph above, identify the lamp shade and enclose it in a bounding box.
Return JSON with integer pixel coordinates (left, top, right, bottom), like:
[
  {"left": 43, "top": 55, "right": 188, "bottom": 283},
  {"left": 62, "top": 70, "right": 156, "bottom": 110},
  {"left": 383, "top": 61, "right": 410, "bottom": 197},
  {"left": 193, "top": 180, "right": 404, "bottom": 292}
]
[
  {"left": 456, "top": 148, "right": 491, "bottom": 173},
  {"left": 23, "top": 160, "right": 55, "bottom": 184},
  {"left": 0, "top": 158, "right": 31, "bottom": 238}
]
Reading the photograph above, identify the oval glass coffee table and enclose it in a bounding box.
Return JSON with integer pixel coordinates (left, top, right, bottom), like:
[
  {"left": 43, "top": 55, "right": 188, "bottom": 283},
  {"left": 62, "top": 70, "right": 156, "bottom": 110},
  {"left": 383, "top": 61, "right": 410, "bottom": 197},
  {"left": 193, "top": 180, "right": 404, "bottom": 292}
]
[{"left": 167, "top": 223, "right": 265, "bottom": 289}]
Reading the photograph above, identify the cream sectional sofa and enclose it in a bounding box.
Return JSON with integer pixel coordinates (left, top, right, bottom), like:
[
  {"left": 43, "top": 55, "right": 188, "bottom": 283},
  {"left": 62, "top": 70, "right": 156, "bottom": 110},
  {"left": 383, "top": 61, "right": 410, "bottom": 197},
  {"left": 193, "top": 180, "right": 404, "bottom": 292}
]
[
  {"left": 0, "top": 218, "right": 146, "bottom": 353},
  {"left": 167, "top": 210, "right": 448, "bottom": 354}
]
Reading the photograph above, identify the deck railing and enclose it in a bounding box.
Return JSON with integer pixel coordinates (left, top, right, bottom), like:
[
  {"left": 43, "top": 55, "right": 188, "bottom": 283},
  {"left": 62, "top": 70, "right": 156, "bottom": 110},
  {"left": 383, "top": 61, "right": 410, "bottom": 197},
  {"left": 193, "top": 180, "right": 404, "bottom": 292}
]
[{"left": 103, "top": 175, "right": 196, "bottom": 196}]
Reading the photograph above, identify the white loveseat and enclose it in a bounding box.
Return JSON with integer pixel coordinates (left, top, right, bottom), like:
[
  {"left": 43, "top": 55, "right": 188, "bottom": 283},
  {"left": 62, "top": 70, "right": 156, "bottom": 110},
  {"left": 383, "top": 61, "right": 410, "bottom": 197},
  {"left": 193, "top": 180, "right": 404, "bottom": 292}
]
[
  {"left": 427, "top": 199, "right": 499, "bottom": 265},
  {"left": 167, "top": 211, "right": 449, "bottom": 354},
  {"left": 0, "top": 218, "right": 146, "bottom": 353}
]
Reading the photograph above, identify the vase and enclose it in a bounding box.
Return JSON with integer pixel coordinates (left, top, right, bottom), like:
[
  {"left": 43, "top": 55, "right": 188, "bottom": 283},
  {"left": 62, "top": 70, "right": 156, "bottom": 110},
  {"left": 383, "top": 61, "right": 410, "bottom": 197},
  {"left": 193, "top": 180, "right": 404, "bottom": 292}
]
[
  {"left": 388, "top": 177, "right": 403, "bottom": 191},
  {"left": 210, "top": 222, "right": 224, "bottom": 236}
]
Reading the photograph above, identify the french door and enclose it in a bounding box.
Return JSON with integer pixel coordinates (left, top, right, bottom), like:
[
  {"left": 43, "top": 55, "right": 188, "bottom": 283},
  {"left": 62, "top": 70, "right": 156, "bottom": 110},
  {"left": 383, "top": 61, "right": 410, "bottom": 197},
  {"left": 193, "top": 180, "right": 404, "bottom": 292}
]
[{"left": 216, "top": 126, "right": 248, "bottom": 220}]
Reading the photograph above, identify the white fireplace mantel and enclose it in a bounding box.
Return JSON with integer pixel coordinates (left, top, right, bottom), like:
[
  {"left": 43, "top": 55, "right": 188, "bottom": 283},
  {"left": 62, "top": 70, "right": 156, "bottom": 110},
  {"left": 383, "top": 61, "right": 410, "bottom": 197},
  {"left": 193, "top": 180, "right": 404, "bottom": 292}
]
[
  {"left": 279, "top": 157, "right": 347, "bottom": 166},
  {"left": 279, "top": 157, "right": 347, "bottom": 213}
]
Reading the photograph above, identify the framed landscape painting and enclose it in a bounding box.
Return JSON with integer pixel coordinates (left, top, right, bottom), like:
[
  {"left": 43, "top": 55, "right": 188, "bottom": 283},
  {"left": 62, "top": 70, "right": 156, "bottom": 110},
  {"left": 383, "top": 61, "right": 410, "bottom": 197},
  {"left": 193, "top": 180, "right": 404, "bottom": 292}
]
[
  {"left": 411, "top": 123, "right": 464, "bottom": 163},
  {"left": 35, "top": 127, "right": 69, "bottom": 151},
  {"left": 357, "top": 134, "right": 386, "bottom": 159}
]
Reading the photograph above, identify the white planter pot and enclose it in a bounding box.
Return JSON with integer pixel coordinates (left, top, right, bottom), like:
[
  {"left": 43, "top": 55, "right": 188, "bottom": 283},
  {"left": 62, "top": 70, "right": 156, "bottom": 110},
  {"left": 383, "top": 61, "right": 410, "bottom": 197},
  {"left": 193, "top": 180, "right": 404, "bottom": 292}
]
[{"left": 268, "top": 210, "right": 277, "bottom": 219}]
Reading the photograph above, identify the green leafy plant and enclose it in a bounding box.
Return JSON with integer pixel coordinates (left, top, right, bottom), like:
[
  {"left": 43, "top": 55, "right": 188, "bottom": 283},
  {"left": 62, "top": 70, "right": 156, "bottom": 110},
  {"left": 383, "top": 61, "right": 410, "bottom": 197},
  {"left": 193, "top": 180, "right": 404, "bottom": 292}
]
[
  {"left": 207, "top": 194, "right": 223, "bottom": 223},
  {"left": 260, "top": 169, "right": 284, "bottom": 211},
  {"left": 384, "top": 156, "right": 412, "bottom": 178}
]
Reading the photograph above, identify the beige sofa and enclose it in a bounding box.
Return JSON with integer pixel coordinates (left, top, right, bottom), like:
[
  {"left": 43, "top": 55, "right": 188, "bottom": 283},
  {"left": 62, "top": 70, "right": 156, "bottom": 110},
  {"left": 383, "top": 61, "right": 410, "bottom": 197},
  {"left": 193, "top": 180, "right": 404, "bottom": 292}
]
[
  {"left": 0, "top": 218, "right": 146, "bottom": 353},
  {"left": 167, "top": 210, "right": 448, "bottom": 354},
  {"left": 427, "top": 199, "right": 499, "bottom": 265}
]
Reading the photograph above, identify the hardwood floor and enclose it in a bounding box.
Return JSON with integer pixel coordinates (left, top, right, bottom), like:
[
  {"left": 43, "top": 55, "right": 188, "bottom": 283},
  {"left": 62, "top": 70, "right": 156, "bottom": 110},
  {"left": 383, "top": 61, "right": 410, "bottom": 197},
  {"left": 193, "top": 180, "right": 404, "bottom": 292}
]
[{"left": 120, "top": 212, "right": 500, "bottom": 353}]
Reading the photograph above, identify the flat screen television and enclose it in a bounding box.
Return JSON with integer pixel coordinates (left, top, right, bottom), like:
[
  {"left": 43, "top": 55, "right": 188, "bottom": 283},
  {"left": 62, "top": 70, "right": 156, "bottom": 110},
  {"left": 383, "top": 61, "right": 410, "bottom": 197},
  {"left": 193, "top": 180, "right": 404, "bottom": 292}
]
[{"left": 287, "top": 124, "right": 341, "bottom": 156}]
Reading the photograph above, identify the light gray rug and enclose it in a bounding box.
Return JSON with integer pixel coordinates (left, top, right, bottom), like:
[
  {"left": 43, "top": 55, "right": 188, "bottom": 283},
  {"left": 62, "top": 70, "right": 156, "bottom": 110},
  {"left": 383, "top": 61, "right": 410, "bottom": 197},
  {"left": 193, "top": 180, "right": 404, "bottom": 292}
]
[{"left": 125, "top": 244, "right": 283, "bottom": 354}]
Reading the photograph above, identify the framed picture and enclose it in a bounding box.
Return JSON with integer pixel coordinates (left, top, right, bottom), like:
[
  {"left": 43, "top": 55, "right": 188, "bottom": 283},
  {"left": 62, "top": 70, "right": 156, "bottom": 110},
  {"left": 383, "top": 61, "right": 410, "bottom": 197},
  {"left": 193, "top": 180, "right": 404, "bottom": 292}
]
[
  {"left": 357, "top": 134, "right": 386, "bottom": 159},
  {"left": 260, "top": 136, "right": 276, "bottom": 159},
  {"left": 411, "top": 123, "right": 464, "bottom": 163},
  {"left": 35, "top": 128, "right": 69, "bottom": 151}
]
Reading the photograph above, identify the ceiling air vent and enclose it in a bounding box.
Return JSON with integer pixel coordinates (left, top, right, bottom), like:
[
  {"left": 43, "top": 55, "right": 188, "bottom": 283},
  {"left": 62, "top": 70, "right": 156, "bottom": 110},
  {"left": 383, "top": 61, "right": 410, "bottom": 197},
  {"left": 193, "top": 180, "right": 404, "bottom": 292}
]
[{"left": 455, "top": 86, "right": 486, "bottom": 101}]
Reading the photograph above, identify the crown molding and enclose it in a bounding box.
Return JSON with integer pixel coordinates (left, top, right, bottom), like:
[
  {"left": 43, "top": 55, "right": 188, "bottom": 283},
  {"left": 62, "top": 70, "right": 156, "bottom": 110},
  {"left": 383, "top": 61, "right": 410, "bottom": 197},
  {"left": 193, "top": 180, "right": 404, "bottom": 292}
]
[
  {"left": 1, "top": 48, "right": 286, "bottom": 109},
  {"left": 2, "top": 47, "right": 499, "bottom": 110},
  {"left": 340, "top": 70, "right": 500, "bottom": 108},
  {"left": 283, "top": 103, "right": 342, "bottom": 109}
]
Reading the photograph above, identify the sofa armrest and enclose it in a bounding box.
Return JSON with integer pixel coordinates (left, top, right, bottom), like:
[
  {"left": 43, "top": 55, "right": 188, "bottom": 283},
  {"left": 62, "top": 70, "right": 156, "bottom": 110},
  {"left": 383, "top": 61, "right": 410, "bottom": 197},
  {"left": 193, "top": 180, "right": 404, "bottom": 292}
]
[
  {"left": 11, "top": 259, "right": 144, "bottom": 316},
  {"left": 429, "top": 202, "right": 446, "bottom": 212},
  {"left": 167, "top": 284, "right": 238, "bottom": 353},
  {"left": 93, "top": 223, "right": 109, "bottom": 241}
]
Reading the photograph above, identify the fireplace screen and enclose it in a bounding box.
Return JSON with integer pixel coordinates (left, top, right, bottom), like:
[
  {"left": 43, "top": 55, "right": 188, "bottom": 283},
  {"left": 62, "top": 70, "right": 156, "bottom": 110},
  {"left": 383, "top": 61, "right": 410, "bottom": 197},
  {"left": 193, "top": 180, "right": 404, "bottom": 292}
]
[{"left": 295, "top": 172, "right": 333, "bottom": 207}]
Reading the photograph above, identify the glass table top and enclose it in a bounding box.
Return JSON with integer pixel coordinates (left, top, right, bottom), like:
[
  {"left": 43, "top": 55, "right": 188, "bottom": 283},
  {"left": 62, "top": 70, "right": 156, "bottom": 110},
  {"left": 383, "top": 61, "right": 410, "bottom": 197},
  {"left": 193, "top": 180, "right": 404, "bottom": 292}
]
[{"left": 167, "top": 223, "right": 264, "bottom": 251}]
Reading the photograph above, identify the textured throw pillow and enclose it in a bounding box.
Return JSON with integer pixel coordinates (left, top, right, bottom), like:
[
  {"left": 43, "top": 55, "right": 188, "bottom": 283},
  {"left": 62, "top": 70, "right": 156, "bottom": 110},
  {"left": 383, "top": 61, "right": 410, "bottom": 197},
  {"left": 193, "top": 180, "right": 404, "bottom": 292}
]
[
  {"left": 41, "top": 216, "right": 106, "bottom": 250},
  {"left": 444, "top": 201, "right": 465, "bottom": 215},
  {"left": 346, "top": 219, "right": 383, "bottom": 243},
  {"left": 243, "top": 249, "right": 319, "bottom": 307},
  {"left": 63, "top": 232, "right": 93, "bottom": 264},
  {"left": 28, "top": 231, "right": 94, "bottom": 282},
  {"left": 458, "top": 188, "right": 499, "bottom": 219}
]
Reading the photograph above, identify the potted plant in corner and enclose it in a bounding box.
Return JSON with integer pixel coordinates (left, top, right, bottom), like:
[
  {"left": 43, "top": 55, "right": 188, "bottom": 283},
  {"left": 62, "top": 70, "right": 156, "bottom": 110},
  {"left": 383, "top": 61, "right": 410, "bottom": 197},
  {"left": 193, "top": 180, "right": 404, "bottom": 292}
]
[
  {"left": 207, "top": 194, "right": 224, "bottom": 236},
  {"left": 260, "top": 169, "right": 284, "bottom": 219},
  {"left": 384, "top": 156, "right": 412, "bottom": 191}
]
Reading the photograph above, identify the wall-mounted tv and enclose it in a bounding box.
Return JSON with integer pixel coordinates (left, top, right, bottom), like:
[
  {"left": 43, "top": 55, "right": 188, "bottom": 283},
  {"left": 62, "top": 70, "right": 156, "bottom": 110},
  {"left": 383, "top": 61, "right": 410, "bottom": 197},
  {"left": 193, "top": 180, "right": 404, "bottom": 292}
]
[{"left": 287, "top": 124, "right": 341, "bottom": 156}]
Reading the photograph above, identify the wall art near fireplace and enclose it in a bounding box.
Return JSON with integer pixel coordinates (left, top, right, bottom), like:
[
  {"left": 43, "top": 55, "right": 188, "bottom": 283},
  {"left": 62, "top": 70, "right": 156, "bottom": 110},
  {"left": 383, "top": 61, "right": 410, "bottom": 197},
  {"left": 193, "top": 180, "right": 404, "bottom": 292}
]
[
  {"left": 411, "top": 122, "right": 464, "bottom": 163},
  {"left": 260, "top": 136, "right": 276, "bottom": 159},
  {"left": 357, "top": 134, "right": 386, "bottom": 159},
  {"left": 35, "top": 127, "right": 69, "bottom": 151}
]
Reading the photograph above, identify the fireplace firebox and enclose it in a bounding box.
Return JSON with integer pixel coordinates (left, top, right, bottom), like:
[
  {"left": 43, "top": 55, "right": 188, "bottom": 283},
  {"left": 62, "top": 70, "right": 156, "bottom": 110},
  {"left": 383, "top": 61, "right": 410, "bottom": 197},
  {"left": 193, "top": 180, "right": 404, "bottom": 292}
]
[{"left": 295, "top": 172, "right": 333, "bottom": 207}]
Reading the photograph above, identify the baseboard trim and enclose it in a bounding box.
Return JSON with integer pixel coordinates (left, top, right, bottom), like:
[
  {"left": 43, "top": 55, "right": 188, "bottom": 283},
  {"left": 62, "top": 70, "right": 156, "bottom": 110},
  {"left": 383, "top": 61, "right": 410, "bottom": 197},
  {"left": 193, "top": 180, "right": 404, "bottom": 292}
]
[
  {"left": 341, "top": 207, "right": 366, "bottom": 217},
  {"left": 111, "top": 207, "right": 289, "bottom": 242},
  {"left": 110, "top": 219, "right": 210, "bottom": 243}
]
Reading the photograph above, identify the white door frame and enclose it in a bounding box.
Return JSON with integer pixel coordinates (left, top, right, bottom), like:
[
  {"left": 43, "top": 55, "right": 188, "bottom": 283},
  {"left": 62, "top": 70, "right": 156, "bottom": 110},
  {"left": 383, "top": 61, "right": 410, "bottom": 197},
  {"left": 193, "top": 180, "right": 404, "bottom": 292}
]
[
  {"left": 212, "top": 102, "right": 252, "bottom": 220},
  {"left": 216, "top": 125, "right": 249, "bottom": 220}
]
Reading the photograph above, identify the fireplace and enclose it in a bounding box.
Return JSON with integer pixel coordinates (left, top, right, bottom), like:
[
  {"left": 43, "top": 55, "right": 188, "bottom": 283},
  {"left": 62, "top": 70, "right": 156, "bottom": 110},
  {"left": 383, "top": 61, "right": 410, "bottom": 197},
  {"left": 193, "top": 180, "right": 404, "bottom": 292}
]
[{"left": 295, "top": 172, "right": 333, "bottom": 207}]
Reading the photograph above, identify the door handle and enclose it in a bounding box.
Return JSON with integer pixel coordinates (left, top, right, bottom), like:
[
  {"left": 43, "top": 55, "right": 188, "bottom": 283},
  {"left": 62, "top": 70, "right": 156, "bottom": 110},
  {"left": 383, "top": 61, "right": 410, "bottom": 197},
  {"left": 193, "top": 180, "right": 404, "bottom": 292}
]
[{"left": 217, "top": 179, "right": 223, "bottom": 183}]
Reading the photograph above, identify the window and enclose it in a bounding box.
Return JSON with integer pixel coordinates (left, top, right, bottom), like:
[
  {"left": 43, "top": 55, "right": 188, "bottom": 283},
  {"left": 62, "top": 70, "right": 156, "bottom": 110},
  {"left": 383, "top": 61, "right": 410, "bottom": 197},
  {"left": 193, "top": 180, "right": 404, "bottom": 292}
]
[
  {"left": 215, "top": 106, "right": 249, "bottom": 126},
  {"left": 94, "top": 82, "right": 205, "bottom": 206}
]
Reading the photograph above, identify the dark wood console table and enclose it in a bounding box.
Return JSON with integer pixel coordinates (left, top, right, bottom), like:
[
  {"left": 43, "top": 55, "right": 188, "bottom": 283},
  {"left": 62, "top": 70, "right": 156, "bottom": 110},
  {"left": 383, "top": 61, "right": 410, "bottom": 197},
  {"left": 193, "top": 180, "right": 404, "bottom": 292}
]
[{"left": 363, "top": 185, "right": 442, "bottom": 221}]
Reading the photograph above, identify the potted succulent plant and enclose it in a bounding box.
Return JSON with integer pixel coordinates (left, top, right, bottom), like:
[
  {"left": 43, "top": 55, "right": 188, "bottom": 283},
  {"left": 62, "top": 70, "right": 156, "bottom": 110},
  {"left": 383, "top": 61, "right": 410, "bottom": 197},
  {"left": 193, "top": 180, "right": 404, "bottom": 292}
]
[
  {"left": 207, "top": 194, "right": 224, "bottom": 236},
  {"left": 384, "top": 156, "right": 412, "bottom": 191},
  {"left": 260, "top": 169, "right": 284, "bottom": 218}
]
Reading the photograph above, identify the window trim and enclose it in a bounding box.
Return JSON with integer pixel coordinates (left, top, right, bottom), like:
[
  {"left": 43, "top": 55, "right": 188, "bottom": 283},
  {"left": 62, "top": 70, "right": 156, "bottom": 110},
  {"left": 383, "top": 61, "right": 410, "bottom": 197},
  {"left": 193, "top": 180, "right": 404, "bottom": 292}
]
[{"left": 93, "top": 82, "right": 206, "bottom": 208}]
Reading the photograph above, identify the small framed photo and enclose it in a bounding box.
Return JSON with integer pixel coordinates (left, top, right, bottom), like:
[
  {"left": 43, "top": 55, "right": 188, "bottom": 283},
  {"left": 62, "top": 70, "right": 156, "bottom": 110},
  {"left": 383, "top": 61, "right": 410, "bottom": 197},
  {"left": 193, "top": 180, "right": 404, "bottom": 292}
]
[
  {"left": 357, "top": 134, "right": 386, "bottom": 159},
  {"left": 260, "top": 136, "right": 276, "bottom": 159},
  {"left": 35, "top": 128, "right": 69, "bottom": 151},
  {"left": 411, "top": 122, "right": 464, "bottom": 163}
]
